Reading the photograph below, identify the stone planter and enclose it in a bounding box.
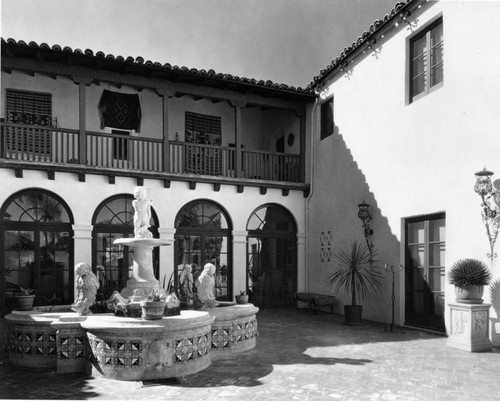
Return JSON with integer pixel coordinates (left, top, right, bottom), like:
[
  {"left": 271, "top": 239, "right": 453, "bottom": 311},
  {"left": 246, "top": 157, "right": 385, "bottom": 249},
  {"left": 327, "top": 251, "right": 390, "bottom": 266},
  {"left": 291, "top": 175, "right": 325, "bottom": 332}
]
[
  {"left": 235, "top": 295, "right": 249, "bottom": 304},
  {"left": 344, "top": 305, "right": 363, "bottom": 326},
  {"left": 455, "top": 285, "right": 484, "bottom": 304},
  {"left": 13, "top": 295, "right": 35, "bottom": 311},
  {"left": 140, "top": 300, "right": 166, "bottom": 320}
]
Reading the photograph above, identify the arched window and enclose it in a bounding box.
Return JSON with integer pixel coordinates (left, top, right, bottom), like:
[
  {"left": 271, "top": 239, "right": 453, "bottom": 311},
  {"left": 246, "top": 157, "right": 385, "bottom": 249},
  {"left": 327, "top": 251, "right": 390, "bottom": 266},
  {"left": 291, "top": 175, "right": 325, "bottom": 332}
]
[
  {"left": 174, "top": 200, "right": 232, "bottom": 302},
  {"left": 247, "top": 204, "right": 297, "bottom": 307},
  {"left": 92, "top": 195, "right": 159, "bottom": 299},
  {"left": 0, "top": 189, "right": 74, "bottom": 312}
]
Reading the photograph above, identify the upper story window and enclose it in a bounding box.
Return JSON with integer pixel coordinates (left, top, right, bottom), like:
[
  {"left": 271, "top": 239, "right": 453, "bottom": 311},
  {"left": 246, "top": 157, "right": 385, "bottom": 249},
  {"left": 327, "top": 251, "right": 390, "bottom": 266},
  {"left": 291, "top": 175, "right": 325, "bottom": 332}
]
[
  {"left": 409, "top": 18, "right": 443, "bottom": 103},
  {"left": 185, "top": 111, "right": 222, "bottom": 145},
  {"left": 320, "top": 97, "right": 334, "bottom": 140},
  {"left": 6, "top": 89, "right": 56, "bottom": 127}
]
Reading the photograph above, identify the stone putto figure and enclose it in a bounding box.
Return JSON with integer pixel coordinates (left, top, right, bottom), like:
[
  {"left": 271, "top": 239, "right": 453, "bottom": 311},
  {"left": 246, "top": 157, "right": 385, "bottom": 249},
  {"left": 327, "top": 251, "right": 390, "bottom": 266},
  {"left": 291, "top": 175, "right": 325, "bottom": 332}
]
[
  {"left": 71, "top": 262, "right": 100, "bottom": 315},
  {"left": 133, "top": 186, "right": 153, "bottom": 239},
  {"left": 179, "top": 264, "right": 194, "bottom": 300},
  {"left": 196, "top": 263, "right": 219, "bottom": 310}
]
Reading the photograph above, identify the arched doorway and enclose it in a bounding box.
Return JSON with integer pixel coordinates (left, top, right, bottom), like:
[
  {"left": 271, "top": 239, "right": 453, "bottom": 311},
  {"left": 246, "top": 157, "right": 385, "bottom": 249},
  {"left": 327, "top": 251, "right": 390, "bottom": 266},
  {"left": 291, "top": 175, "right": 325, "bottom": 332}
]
[
  {"left": 247, "top": 204, "right": 297, "bottom": 308},
  {"left": 92, "top": 195, "right": 159, "bottom": 300},
  {"left": 174, "top": 200, "right": 232, "bottom": 301},
  {"left": 0, "top": 189, "right": 74, "bottom": 313}
]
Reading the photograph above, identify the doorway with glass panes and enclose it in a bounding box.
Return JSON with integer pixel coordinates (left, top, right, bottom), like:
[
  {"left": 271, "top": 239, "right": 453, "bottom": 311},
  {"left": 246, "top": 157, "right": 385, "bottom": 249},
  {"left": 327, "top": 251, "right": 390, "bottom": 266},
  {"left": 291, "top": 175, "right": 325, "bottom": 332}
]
[
  {"left": 0, "top": 189, "right": 73, "bottom": 314},
  {"left": 174, "top": 200, "right": 232, "bottom": 301},
  {"left": 404, "top": 212, "right": 445, "bottom": 332}
]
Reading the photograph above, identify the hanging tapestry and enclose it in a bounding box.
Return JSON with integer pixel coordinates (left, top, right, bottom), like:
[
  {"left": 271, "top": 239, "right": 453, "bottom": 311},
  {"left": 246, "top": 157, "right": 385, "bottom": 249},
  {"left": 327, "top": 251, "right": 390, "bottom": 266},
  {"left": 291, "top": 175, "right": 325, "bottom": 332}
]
[{"left": 98, "top": 90, "right": 142, "bottom": 132}]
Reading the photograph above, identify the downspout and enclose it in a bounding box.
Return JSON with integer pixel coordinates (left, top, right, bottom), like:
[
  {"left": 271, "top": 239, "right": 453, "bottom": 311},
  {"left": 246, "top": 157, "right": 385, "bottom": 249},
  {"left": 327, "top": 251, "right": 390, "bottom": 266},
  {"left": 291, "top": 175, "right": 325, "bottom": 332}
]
[{"left": 305, "top": 97, "right": 319, "bottom": 292}]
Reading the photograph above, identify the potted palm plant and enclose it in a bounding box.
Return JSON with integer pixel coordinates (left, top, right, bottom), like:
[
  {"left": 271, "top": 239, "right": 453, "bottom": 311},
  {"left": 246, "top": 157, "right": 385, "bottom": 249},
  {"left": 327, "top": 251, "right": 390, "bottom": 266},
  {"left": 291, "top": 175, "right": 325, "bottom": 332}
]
[
  {"left": 140, "top": 289, "right": 166, "bottom": 320},
  {"left": 325, "top": 241, "right": 382, "bottom": 325},
  {"left": 448, "top": 258, "right": 492, "bottom": 304},
  {"left": 14, "top": 286, "right": 35, "bottom": 311}
]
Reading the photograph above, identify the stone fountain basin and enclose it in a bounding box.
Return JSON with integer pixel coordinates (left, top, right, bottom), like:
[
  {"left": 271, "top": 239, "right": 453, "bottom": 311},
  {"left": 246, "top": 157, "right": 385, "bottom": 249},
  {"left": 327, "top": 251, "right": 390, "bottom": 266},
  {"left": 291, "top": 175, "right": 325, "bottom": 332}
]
[{"left": 5, "top": 304, "right": 259, "bottom": 381}]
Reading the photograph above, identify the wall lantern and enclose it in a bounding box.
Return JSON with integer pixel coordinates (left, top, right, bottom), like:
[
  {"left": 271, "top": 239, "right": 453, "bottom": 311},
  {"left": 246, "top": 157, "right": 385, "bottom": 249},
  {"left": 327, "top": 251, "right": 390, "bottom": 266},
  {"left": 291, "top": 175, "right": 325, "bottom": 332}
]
[
  {"left": 474, "top": 167, "right": 500, "bottom": 261},
  {"left": 358, "top": 201, "right": 374, "bottom": 263}
]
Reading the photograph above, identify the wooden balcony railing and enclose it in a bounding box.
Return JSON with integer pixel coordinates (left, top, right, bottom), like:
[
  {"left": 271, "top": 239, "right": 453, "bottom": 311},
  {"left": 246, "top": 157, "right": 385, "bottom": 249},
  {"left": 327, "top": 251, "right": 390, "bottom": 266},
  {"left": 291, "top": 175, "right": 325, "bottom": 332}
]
[{"left": 0, "top": 123, "right": 303, "bottom": 183}]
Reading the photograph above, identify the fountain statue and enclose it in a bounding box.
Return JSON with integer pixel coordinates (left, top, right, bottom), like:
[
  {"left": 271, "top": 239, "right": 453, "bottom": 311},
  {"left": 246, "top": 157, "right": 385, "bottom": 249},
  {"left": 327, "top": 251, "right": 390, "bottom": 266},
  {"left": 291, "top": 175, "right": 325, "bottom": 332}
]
[
  {"left": 196, "top": 263, "right": 219, "bottom": 310},
  {"left": 107, "top": 187, "right": 171, "bottom": 314},
  {"left": 71, "top": 262, "right": 100, "bottom": 315}
]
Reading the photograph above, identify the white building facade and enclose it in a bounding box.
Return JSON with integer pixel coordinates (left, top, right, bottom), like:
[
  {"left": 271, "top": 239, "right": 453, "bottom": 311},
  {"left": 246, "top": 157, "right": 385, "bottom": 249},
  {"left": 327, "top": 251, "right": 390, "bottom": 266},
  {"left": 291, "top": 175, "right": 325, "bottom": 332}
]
[{"left": 307, "top": 0, "right": 500, "bottom": 345}]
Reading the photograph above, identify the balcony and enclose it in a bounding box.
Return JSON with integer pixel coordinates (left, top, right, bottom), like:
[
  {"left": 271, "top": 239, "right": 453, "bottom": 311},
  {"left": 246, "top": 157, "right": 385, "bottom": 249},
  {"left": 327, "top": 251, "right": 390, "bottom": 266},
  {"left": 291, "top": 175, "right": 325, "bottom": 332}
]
[{"left": 0, "top": 123, "right": 305, "bottom": 188}]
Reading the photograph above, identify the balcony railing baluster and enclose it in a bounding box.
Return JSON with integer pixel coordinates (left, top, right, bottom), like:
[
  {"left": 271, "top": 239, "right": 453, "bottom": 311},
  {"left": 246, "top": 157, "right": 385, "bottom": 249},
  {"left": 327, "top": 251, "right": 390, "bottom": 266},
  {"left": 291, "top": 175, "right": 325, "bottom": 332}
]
[{"left": 0, "top": 123, "right": 302, "bottom": 183}]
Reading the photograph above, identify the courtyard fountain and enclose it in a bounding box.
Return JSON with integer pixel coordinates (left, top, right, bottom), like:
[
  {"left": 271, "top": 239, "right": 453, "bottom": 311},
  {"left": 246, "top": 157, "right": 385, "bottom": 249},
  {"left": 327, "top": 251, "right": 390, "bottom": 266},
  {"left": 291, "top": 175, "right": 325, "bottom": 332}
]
[{"left": 5, "top": 187, "right": 259, "bottom": 381}]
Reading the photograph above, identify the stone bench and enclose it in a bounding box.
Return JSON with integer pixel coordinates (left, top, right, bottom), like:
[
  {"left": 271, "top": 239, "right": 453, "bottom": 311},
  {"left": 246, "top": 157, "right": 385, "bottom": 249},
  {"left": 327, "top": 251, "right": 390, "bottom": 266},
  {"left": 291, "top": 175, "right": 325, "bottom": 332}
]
[{"left": 295, "top": 292, "right": 335, "bottom": 314}]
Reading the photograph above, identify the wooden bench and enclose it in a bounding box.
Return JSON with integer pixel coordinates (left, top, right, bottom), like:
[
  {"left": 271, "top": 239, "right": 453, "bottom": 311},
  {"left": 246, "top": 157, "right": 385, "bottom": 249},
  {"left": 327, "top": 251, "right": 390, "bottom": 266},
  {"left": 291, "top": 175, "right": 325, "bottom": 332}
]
[{"left": 294, "top": 292, "right": 336, "bottom": 314}]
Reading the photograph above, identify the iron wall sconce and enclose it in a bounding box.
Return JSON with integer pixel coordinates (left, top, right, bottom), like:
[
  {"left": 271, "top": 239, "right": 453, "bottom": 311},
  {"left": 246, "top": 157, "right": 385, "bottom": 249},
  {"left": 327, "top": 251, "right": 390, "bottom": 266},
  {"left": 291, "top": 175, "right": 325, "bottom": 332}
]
[
  {"left": 474, "top": 167, "right": 500, "bottom": 260},
  {"left": 358, "top": 201, "right": 374, "bottom": 263}
]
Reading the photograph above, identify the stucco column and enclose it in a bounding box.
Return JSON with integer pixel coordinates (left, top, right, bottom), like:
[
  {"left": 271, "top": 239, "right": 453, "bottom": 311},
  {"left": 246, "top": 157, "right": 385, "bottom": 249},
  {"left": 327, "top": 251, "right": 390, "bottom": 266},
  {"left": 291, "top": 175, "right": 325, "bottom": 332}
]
[
  {"left": 72, "top": 225, "right": 92, "bottom": 267},
  {"left": 296, "top": 232, "right": 306, "bottom": 293},
  {"left": 158, "top": 227, "right": 175, "bottom": 288},
  {"left": 232, "top": 231, "right": 247, "bottom": 299}
]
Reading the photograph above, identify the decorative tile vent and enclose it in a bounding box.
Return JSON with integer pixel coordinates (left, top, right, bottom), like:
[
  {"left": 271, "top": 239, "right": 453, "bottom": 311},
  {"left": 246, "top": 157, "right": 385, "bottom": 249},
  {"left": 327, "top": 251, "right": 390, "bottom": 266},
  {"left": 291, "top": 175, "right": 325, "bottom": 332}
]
[{"left": 320, "top": 231, "right": 333, "bottom": 262}]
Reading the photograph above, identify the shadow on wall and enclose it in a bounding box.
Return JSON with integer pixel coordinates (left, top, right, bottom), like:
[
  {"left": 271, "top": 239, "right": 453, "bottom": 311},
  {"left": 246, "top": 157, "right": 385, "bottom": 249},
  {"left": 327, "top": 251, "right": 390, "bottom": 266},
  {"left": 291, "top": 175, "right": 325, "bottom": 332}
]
[
  {"left": 489, "top": 279, "right": 500, "bottom": 345},
  {"left": 313, "top": 126, "right": 402, "bottom": 323}
]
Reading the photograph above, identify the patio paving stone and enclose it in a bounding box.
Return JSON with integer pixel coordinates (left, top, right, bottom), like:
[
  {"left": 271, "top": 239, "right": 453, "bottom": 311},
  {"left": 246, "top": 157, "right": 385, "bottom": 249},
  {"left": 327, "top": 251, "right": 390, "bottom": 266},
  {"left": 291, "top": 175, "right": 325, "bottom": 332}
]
[{"left": 0, "top": 308, "right": 499, "bottom": 400}]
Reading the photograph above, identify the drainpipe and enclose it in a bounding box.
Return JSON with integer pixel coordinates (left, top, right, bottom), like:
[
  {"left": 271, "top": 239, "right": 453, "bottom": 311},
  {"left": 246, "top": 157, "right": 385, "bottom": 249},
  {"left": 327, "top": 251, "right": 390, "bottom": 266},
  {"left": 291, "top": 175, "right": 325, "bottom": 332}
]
[{"left": 305, "top": 98, "right": 319, "bottom": 292}]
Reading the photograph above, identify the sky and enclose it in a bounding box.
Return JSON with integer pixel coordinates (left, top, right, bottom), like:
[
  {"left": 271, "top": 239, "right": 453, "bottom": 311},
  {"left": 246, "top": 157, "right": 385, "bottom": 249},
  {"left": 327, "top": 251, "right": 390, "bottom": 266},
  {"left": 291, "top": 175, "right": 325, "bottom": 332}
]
[{"left": 1, "top": 0, "right": 398, "bottom": 88}]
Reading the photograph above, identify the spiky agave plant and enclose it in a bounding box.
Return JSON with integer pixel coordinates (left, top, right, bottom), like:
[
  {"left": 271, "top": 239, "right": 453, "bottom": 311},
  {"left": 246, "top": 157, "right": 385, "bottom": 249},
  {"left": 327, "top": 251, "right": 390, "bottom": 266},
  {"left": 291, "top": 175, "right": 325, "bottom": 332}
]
[
  {"left": 325, "top": 241, "right": 383, "bottom": 305},
  {"left": 448, "top": 259, "right": 492, "bottom": 288}
]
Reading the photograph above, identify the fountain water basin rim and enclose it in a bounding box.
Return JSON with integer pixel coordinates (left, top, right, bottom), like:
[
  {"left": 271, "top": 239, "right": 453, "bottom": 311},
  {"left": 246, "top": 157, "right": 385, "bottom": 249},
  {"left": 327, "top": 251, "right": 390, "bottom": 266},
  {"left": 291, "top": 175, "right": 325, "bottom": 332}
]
[{"left": 113, "top": 238, "right": 171, "bottom": 247}]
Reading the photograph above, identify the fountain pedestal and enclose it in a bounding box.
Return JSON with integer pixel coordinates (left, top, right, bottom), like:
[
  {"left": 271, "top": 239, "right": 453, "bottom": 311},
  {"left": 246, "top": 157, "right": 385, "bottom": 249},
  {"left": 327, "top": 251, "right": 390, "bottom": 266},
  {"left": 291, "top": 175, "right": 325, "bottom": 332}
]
[{"left": 113, "top": 238, "right": 170, "bottom": 298}]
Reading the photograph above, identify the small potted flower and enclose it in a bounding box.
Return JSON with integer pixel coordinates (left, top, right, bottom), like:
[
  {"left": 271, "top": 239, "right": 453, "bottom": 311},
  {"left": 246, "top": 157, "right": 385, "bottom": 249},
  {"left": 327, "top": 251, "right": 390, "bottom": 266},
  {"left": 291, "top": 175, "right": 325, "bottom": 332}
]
[
  {"left": 448, "top": 258, "right": 492, "bottom": 304},
  {"left": 140, "top": 289, "right": 166, "bottom": 320},
  {"left": 14, "top": 286, "right": 35, "bottom": 311},
  {"left": 235, "top": 290, "right": 249, "bottom": 305}
]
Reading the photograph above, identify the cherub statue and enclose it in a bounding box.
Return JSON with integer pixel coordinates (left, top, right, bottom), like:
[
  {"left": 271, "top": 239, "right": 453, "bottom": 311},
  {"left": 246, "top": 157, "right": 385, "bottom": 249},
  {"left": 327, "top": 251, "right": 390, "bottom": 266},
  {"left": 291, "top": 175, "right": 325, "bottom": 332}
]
[
  {"left": 195, "top": 263, "right": 219, "bottom": 310},
  {"left": 179, "top": 264, "right": 194, "bottom": 301},
  {"left": 133, "top": 187, "right": 153, "bottom": 238},
  {"left": 71, "top": 262, "right": 100, "bottom": 316}
]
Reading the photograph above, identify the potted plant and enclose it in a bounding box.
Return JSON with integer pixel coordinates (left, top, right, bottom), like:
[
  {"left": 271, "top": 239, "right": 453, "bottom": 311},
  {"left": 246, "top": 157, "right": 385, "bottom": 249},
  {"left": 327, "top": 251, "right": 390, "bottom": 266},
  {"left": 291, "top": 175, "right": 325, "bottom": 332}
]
[
  {"left": 325, "top": 241, "right": 382, "bottom": 325},
  {"left": 14, "top": 286, "right": 35, "bottom": 311},
  {"left": 235, "top": 290, "right": 249, "bottom": 304},
  {"left": 448, "top": 258, "right": 492, "bottom": 304},
  {"left": 140, "top": 289, "right": 166, "bottom": 320}
]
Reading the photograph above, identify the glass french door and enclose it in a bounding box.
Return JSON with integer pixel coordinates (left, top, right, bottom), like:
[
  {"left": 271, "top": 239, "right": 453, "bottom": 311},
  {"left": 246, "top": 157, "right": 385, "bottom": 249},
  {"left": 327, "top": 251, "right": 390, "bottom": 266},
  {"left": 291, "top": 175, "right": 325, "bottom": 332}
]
[
  {"left": 246, "top": 205, "right": 297, "bottom": 308},
  {"left": 174, "top": 201, "right": 232, "bottom": 301},
  {"left": 175, "top": 234, "right": 230, "bottom": 300},
  {"left": 4, "top": 228, "right": 72, "bottom": 308},
  {"left": 405, "top": 212, "right": 446, "bottom": 331}
]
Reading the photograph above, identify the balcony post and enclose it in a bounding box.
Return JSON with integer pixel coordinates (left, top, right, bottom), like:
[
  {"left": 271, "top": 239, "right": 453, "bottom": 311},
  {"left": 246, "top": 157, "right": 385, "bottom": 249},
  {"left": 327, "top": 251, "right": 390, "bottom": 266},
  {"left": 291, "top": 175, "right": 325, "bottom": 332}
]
[
  {"left": 156, "top": 88, "right": 174, "bottom": 173},
  {"left": 72, "top": 76, "right": 93, "bottom": 165},
  {"left": 231, "top": 100, "right": 246, "bottom": 178},
  {"left": 299, "top": 110, "right": 306, "bottom": 182}
]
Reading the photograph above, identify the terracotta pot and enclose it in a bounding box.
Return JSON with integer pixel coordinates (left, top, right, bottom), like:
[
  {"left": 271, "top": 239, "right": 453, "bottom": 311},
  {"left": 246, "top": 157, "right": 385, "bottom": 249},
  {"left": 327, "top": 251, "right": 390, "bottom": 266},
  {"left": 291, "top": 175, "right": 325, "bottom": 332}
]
[
  {"left": 235, "top": 295, "right": 249, "bottom": 304},
  {"left": 455, "top": 285, "right": 484, "bottom": 304},
  {"left": 344, "top": 305, "right": 363, "bottom": 326},
  {"left": 140, "top": 300, "right": 166, "bottom": 320},
  {"left": 14, "top": 295, "right": 35, "bottom": 311}
]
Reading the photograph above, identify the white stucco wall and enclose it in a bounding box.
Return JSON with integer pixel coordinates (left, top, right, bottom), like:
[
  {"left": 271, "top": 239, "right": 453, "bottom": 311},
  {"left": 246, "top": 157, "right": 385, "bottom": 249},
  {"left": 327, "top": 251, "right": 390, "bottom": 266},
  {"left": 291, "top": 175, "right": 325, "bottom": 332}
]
[
  {"left": 0, "top": 170, "right": 306, "bottom": 300},
  {"left": 308, "top": 0, "right": 500, "bottom": 343}
]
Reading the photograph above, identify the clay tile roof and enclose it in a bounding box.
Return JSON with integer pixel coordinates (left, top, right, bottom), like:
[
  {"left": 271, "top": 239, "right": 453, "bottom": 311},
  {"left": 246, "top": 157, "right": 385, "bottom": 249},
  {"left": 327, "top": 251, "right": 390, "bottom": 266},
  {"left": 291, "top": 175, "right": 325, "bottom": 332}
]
[
  {"left": 307, "top": 0, "right": 419, "bottom": 90},
  {"left": 1, "top": 37, "right": 315, "bottom": 101}
]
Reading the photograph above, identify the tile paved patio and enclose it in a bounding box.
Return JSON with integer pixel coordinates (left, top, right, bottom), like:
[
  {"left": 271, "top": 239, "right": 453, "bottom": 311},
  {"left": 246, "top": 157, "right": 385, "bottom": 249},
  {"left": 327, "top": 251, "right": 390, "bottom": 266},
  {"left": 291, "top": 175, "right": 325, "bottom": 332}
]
[{"left": 1, "top": 308, "right": 499, "bottom": 400}]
